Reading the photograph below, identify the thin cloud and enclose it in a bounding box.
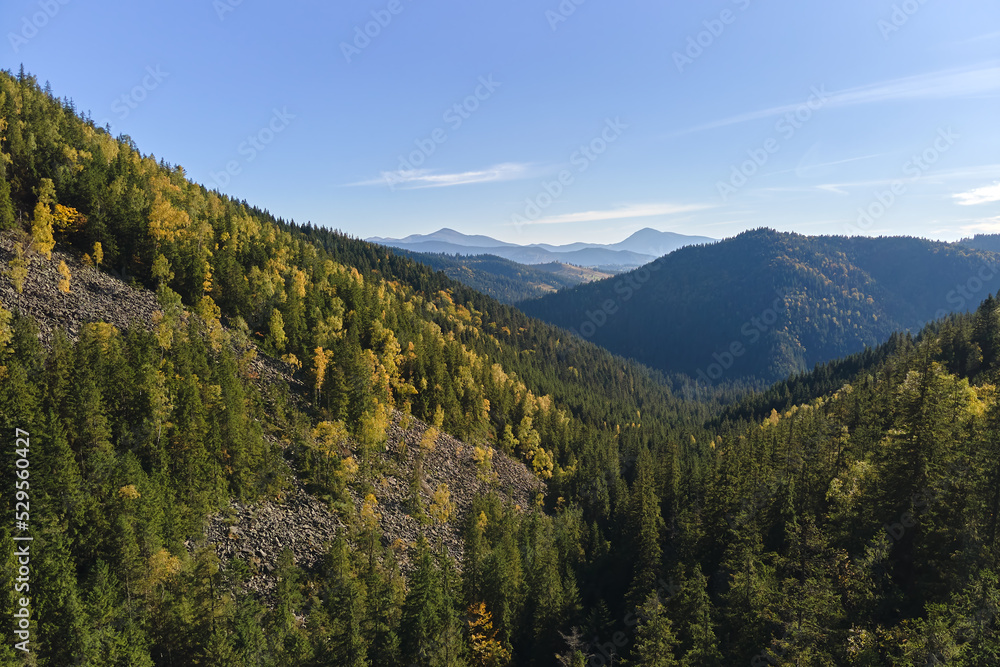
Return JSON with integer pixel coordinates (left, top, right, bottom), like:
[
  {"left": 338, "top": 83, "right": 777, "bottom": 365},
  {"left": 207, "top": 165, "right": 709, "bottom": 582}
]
[
  {"left": 962, "top": 31, "right": 1000, "bottom": 44},
  {"left": 348, "top": 162, "right": 530, "bottom": 189},
  {"left": 674, "top": 63, "right": 1000, "bottom": 135},
  {"left": 953, "top": 182, "right": 1000, "bottom": 206},
  {"left": 516, "top": 203, "right": 712, "bottom": 226},
  {"left": 958, "top": 217, "right": 1000, "bottom": 234},
  {"left": 764, "top": 165, "right": 1000, "bottom": 196}
]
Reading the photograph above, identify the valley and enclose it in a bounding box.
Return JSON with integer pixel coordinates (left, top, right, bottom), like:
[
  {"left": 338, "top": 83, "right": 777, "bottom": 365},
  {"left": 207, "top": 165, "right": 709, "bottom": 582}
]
[{"left": 1, "top": 68, "right": 998, "bottom": 667}]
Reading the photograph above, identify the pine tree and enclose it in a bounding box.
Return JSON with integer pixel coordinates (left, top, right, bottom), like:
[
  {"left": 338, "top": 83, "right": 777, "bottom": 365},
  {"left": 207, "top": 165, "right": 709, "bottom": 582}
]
[
  {"left": 323, "top": 538, "right": 369, "bottom": 667},
  {"left": 626, "top": 448, "right": 665, "bottom": 611},
  {"left": 0, "top": 176, "right": 15, "bottom": 230},
  {"left": 673, "top": 565, "right": 721, "bottom": 667},
  {"left": 629, "top": 593, "right": 680, "bottom": 667},
  {"left": 401, "top": 537, "right": 447, "bottom": 664}
]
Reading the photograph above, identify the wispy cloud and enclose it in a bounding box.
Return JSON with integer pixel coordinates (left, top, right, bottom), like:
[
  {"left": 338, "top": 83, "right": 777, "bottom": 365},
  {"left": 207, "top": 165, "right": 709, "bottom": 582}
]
[
  {"left": 514, "top": 202, "right": 712, "bottom": 226},
  {"left": 349, "top": 162, "right": 530, "bottom": 189},
  {"left": 763, "top": 165, "right": 1000, "bottom": 196},
  {"left": 958, "top": 216, "right": 1000, "bottom": 234},
  {"left": 962, "top": 31, "right": 1000, "bottom": 44},
  {"left": 675, "top": 63, "right": 1000, "bottom": 135},
  {"left": 953, "top": 182, "right": 1000, "bottom": 206},
  {"left": 794, "top": 153, "right": 884, "bottom": 177}
]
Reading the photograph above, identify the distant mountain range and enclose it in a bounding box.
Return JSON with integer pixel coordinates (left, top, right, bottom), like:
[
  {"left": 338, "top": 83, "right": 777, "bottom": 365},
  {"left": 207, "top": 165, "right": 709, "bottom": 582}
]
[
  {"left": 391, "top": 249, "right": 613, "bottom": 304},
  {"left": 367, "top": 227, "right": 714, "bottom": 269},
  {"left": 520, "top": 228, "right": 1000, "bottom": 385}
]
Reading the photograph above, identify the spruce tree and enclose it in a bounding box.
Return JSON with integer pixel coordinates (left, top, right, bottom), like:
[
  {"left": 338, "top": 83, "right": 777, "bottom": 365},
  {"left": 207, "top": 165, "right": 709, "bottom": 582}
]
[{"left": 629, "top": 593, "right": 680, "bottom": 667}]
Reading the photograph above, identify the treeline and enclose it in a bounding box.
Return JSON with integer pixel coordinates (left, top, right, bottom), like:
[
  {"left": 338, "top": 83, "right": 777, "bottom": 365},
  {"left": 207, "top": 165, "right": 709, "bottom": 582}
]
[
  {"left": 521, "top": 227, "right": 1000, "bottom": 385},
  {"left": 3, "top": 66, "right": 999, "bottom": 666},
  {"left": 388, "top": 250, "right": 584, "bottom": 305},
  {"left": 0, "top": 67, "right": 715, "bottom": 666}
]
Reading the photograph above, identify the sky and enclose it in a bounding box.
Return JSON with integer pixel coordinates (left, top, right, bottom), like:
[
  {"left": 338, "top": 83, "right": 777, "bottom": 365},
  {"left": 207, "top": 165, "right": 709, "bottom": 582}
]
[{"left": 2, "top": 0, "right": 999, "bottom": 246}]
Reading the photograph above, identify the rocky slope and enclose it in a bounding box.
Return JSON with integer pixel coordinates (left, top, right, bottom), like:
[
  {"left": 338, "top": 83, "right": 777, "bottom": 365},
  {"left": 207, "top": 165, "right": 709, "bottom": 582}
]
[{"left": 1, "top": 231, "right": 544, "bottom": 595}]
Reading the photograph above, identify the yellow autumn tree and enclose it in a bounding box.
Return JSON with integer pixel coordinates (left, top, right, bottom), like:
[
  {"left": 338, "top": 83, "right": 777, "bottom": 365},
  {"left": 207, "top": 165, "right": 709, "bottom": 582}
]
[
  {"left": 428, "top": 483, "right": 455, "bottom": 524},
  {"left": 195, "top": 295, "right": 226, "bottom": 353},
  {"left": 147, "top": 190, "right": 191, "bottom": 247},
  {"left": 312, "top": 420, "right": 349, "bottom": 486},
  {"left": 6, "top": 242, "right": 28, "bottom": 293},
  {"left": 92, "top": 241, "right": 103, "bottom": 268},
  {"left": 143, "top": 549, "right": 181, "bottom": 596},
  {"left": 468, "top": 603, "right": 511, "bottom": 667},
  {"left": 151, "top": 254, "right": 173, "bottom": 288},
  {"left": 473, "top": 445, "right": 498, "bottom": 485},
  {"left": 268, "top": 308, "right": 287, "bottom": 352},
  {"left": 57, "top": 260, "right": 71, "bottom": 293},
  {"left": 312, "top": 346, "right": 334, "bottom": 403},
  {"left": 52, "top": 203, "right": 86, "bottom": 236},
  {"left": 420, "top": 426, "right": 439, "bottom": 454},
  {"left": 31, "top": 178, "right": 56, "bottom": 259}
]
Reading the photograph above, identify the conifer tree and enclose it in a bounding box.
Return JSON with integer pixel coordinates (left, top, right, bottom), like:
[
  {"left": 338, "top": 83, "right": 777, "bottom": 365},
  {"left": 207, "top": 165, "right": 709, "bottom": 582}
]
[
  {"left": 673, "top": 565, "right": 721, "bottom": 667},
  {"left": 626, "top": 448, "right": 665, "bottom": 611},
  {"left": 323, "top": 539, "right": 369, "bottom": 667},
  {"left": 629, "top": 593, "right": 680, "bottom": 667},
  {"left": 0, "top": 177, "right": 14, "bottom": 230}
]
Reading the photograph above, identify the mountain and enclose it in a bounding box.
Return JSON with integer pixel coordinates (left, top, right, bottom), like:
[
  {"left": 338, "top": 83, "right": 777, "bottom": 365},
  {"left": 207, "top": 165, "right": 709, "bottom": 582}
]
[
  {"left": 367, "top": 227, "right": 714, "bottom": 269},
  {"left": 531, "top": 227, "right": 715, "bottom": 257},
  {"left": 0, "top": 68, "right": 705, "bottom": 666},
  {"left": 960, "top": 233, "right": 1000, "bottom": 254},
  {"left": 521, "top": 228, "right": 1000, "bottom": 385},
  {"left": 369, "top": 227, "right": 518, "bottom": 248},
  {"left": 7, "top": 69, "right": 1000, "bottom": 666},
  {"left": 392, "top": 250, "right": 613, "bottom": 304}
]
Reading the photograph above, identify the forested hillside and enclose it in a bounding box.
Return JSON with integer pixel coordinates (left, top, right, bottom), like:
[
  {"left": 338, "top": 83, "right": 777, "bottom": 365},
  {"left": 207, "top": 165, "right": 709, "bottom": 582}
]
[
  {"left": 521, "top": 229, "right": 1000, "bottom": 385},
  {"left": 388, "top": 250, "right": 611, "bottom": 305},
  {"left": 1, "top": 68, "right": 998, "bottom": 667},
  {"left": 0, "top": 67, "right": 708, "bottom": 666}
]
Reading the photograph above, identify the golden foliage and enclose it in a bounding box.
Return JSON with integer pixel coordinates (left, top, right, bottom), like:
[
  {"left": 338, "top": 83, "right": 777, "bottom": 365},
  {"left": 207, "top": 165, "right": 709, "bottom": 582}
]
[
  {"left": 118, "top": 484, "right": 141, "bottom": 500},
  {"left": 361, "top": 493, "right": 380, "bottom": 531},
  {"left": 57, "top": 260, "right": 71, "bottom": 293},
  {"left": 467, "top": 602, "right": 512, "bottom": 667},
  {"left": 420, "top": 426, "right": 439, "bottom": 454},
  {"left": 312, "top": 420, "right": 349, "bottom": 459},
  {"left": 429, "top": 483, "right": 455, "bottom": 524},
  {"left": 7, "top": 242, "right": 28, "bottom": 293},
  {"left": 144, "top": 549, "right": 181, "bottom": 593},
  {"left": 53, "top": 204, "right": 86, "bottom": 235}
]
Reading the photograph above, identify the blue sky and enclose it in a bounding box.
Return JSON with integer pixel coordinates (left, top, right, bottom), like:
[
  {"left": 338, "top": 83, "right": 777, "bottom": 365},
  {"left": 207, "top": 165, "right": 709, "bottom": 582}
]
[{"left": 3, "top": 0, "right": 999, "bottom": 245}]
